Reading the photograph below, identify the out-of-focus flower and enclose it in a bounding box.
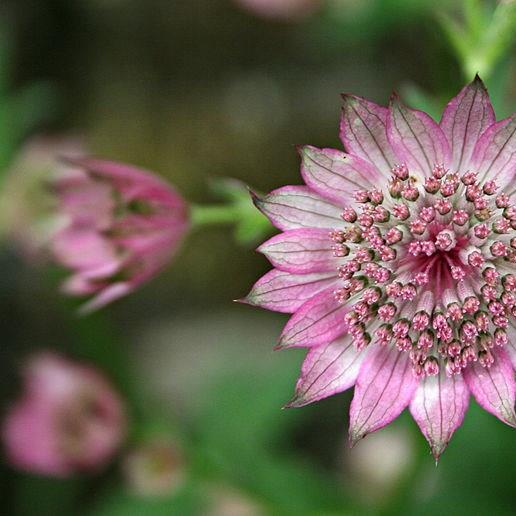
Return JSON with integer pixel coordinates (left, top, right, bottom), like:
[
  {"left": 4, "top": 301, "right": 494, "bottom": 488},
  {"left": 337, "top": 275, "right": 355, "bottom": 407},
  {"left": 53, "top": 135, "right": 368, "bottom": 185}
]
[
  {"left": 344, "top": 425, "right": 414, "bottom": 503},
  {"left": 2, "top": 352, "right": 126, "bottom": 477},
  {"left": 123, "top": 439, "right": 185, "bottom": 497},
  {"left": 233, "top": 0, "right": 322, "bottom": 21},
  {"left": 51, "top": 158, "right": 190, "bottom": 313},
  {"left": 0, "top": 136, "right": 84, "bottom": 261},
  {"left": 245, "top": 76, "right": 516, "bottom": 458}
]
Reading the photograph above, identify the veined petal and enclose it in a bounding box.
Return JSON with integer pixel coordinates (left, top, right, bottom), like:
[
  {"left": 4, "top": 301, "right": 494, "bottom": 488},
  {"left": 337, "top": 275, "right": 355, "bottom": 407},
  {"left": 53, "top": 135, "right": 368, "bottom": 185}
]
[
  {"left": 340, "top": 94, "right": 396, "bottom": 177},
  {"left": 278, "top": 287, "right": 349, "bottom": 349},
  {"left": 387, "top": 96, "right": 451, "bottom": 178},
  {"left": 252, "top": 186, "right": 343, "bottom": 231},
  {"left": 409, "top": 371, "right": 469, "bottom": 460},
  {"left": 349, "top": 344, "right": 418, "bottom": 445},
  {"left": 286, "top": 335, "right": 366, "bottom": 407},
  {"left": 471, "top": 115, "right": 516, "bottom": 192},
  {"left": 299, "top": 145, "right": 382, "bottom": 205},
  {"left": 440, "top": 75, "right": 495, "bottom": 174},
  {"left": 241, "top": 269, "right": 338, "bottom": 313},
  {"left": 463, "top": 348, "right": 516, "bottom": 427},
  {"left": 258, "top": 228, "right": 337, "bottom": 273}
]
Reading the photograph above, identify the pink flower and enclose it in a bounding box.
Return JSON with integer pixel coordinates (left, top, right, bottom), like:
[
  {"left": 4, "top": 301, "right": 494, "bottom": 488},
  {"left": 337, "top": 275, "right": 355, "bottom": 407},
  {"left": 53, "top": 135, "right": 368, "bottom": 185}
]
[
  {"left": 51, "top": 158, "right": 190, "bottom": 313},
  {"left": 245, "top": 76, "right": 516, "bottom": 459},
  {"left": 234, "top": 0, "right": 321, "bottom": 20},
  {"left": 2, "top": 353, "right": 126, "bottom": 476}
]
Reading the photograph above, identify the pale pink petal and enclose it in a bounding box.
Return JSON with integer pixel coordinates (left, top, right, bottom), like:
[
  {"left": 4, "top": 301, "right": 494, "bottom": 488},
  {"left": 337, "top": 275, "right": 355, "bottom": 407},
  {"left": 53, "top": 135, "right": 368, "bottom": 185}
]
[
  {"left": 286, "top": 335, "right": 366, "bottom": 407},
  {"left": 277, "top": 287, "right": 349, "bottom": 349},
  {"left": 440, "top": 75, "right": 495, "bottom": 174},
  {"left": 463, "top": 348, "right": 516, "bottom": 427},
  {"left": 340, "top": 94, "right": 396, "bottom": 177},
  {"left": 299, "top": 145, "right": 381, "bottom": 204},
  {"left": 387, "top": 96, "right": 451, "bottom": 178},
  {"left": 471, "top": 115, "right": 516, "bottom": 192},
  {"left": 241, "top": 269, "right": 338, "bottom": 313},
  {"left": 257, "top": 228, "right": 337, "bottom": 273},
  {"left": 349, "top": 344, "right": 418, "bottom": 445},
  {"left": 409, "top": 370, "right": 469, "bottom": 460},
  {"left": 77, "top": 282, "right": 133, "bottom": 315},
  {"left": 252, "top": 186, "right": 343, "bottom": 230},
  {"left": 52, "top": 228, "right": 119, "bottom": 271}
]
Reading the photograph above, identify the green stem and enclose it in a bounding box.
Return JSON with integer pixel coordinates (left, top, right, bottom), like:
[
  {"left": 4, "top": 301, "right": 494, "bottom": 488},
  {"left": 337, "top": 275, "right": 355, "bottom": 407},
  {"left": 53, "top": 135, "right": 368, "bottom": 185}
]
[{"left": 190, "top": 203, "right": 242, "bottom": 228}]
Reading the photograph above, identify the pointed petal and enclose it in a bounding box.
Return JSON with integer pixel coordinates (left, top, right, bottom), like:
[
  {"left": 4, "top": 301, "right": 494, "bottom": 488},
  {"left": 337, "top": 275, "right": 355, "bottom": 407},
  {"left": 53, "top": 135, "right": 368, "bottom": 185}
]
[
  {"left": 463, "top": 348, "right": 516, "bottom": 427},
  {"left": 257, "top": 228, "right": 337, "bottom": 274},
  {"left": 409, "top": 371, "right": 469, "bottom": 459},
  {"left": 299, "top": 145, "right": 382, "bottom": 205},
  {"left": 278, "top": 287, "right": 349, "bottom": 349},
  {"left": 340, "top": 94, "right": 396, "bottom": 177},
  {"left": 440, "top": 75, "right": 495, "bottom": 173},
  {"left": 77, "top": 282, "right": 133, "bottom": 315},
  {"left": 252, "top": 186, "right": 344, "bottom": 231},
  {"left": 471, "top": 115, "right": 516, "bottom": 192},
  {"left": 387, "top": 96, "right": 451, "bottom": 178},
  {"left": 242, "top": 269, "right": 338, "bottom": 313},
  {"left": 349, "top": 345, "right": 418, "bottom": 444},
  {"left": 286, "top": 335, "right": 366, "bottom": 407}
]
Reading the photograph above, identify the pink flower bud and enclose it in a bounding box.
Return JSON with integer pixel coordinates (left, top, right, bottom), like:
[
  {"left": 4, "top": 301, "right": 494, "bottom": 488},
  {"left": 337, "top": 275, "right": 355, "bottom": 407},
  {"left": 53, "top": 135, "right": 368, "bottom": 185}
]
[
  {"left": 2, "top": 353, "right": 126, "bottom": 477},
  {"left": 51, "top": 158, "right": 190, "bottom": 313}
]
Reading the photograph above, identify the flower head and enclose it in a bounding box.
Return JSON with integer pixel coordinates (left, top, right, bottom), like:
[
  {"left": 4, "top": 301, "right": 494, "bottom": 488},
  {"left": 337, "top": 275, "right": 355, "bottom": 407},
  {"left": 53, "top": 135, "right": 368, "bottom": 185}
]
[
  {"left": 2, "top": 352, "right": 126, "bottom": 476},
  {"left": 51, "top": 158, "right": 190, "bottom": 313},
  {"left": 245, "top": 76, "right": 516, "bottom": 458}
]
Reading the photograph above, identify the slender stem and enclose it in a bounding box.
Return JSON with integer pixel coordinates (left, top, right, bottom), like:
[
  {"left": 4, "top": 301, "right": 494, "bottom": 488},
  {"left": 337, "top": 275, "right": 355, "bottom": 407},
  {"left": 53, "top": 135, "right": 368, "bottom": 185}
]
[{"left": 190, "top": 203, "right": 242, "bottom": 227}]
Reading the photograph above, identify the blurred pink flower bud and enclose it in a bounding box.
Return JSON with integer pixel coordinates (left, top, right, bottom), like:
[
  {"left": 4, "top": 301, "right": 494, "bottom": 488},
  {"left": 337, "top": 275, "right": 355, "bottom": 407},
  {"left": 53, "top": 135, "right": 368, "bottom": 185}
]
[
  {"left": 51, "top": 158, "right": 190, "bottom": 313},
  {"left": 2, "top": 352, "right": 127, "bottom": 477},
  {"left": 123, "top": 439, "right": 186, "bottom": 497},
  {"left": 0, "top": 135, "right": 85, "bottom": 261},
  {"left": 234, "top": 0, "right": 321, "bottom": 20}
]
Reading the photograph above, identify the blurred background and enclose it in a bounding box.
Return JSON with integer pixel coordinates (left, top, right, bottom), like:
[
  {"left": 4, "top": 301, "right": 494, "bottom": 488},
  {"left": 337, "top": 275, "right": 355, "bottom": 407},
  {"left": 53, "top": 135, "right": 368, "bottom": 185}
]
[{"left": 0, "top": 0, "right": 515, "bottom": 514}]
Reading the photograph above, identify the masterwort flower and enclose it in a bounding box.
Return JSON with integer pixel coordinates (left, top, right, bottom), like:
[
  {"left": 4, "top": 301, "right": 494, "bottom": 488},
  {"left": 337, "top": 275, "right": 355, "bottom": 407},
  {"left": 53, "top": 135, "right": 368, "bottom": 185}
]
[
  {"left": 245, "top": 76, "right": 516, "bottom": 458},
  {"left": 2, "top": 352, "right": 126, "bottom": 477},
  {"left": 52, "top": 158, "right": 190, "bottom": 313}
]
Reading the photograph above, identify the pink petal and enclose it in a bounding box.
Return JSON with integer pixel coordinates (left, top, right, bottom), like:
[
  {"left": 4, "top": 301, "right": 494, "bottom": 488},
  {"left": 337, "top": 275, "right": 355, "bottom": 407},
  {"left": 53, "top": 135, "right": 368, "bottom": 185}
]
[
  {"left": 77, "top": 282, "right": 133, "bottom": 315},
  {"left": 349, "top": 344, "right": 418, "bottom": 445},
  {"left": 241, "top": 269, "right": 338, "bottom": 313},
  {"left": 409, "top": 371, "right": 469, "bottom": 460},
  {"left": 387, "top": 95, "right": 451, "bottom": 178},
  {"left": 340, "top": 94, "right": 396, "bottom": 177},
  {"left": 63, "top": 157, "right": 187, "bottom": 210},
  {"left": 440, "top": 75, "right": 495, "bottom": 174},
  {"left": 471, "top": 115, "right": 516, "bottom": 192},
  {"left": 286, "top": 335, "right": 366, "bottom": 407},
  {"left": 277, "top": 287, "right": 349, "bottom": 349},
  {"left": 257, "top": 228, "right": 338, "bottom": 273},
  {"left": 52, "top": 228, "right": 119, "bottom": 272},
  {"left": 299, "top": 145, "right": 381, "bottom": 205},
  {"left": 252, "top": 186, "right": 343, "bottom": 231},
  {"left": 463, "top": 348, "right": 516, "bottom": 427}
]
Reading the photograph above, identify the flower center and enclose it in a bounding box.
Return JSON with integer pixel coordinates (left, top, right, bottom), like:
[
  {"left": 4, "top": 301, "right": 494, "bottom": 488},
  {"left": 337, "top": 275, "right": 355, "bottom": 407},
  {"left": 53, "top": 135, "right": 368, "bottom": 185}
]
[{"left": 330, "top": 164, "right": 516, "bottom": 378}]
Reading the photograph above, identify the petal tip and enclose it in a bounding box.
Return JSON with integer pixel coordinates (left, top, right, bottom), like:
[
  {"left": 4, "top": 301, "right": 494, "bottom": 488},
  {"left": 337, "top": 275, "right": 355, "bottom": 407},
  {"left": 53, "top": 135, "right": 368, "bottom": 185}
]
[
  {"left": 348, "top": 428, "right": 367, "bottom": 448},
  {"left": 283, "top": 394, "right": 306, "bottom": 409}
]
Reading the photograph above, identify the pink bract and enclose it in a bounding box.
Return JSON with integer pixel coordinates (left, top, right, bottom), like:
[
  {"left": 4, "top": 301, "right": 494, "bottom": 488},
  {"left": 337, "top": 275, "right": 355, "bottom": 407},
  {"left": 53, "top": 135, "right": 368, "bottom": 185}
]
[
  {"left": 2, "top": 352, "right": 126, "bottom": 476},
  {"left": 51, "top": 158, "right": 190, "bottom": 313},
  {"left": 245, "top": 76, "right": 516, "bottom": 459}
]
